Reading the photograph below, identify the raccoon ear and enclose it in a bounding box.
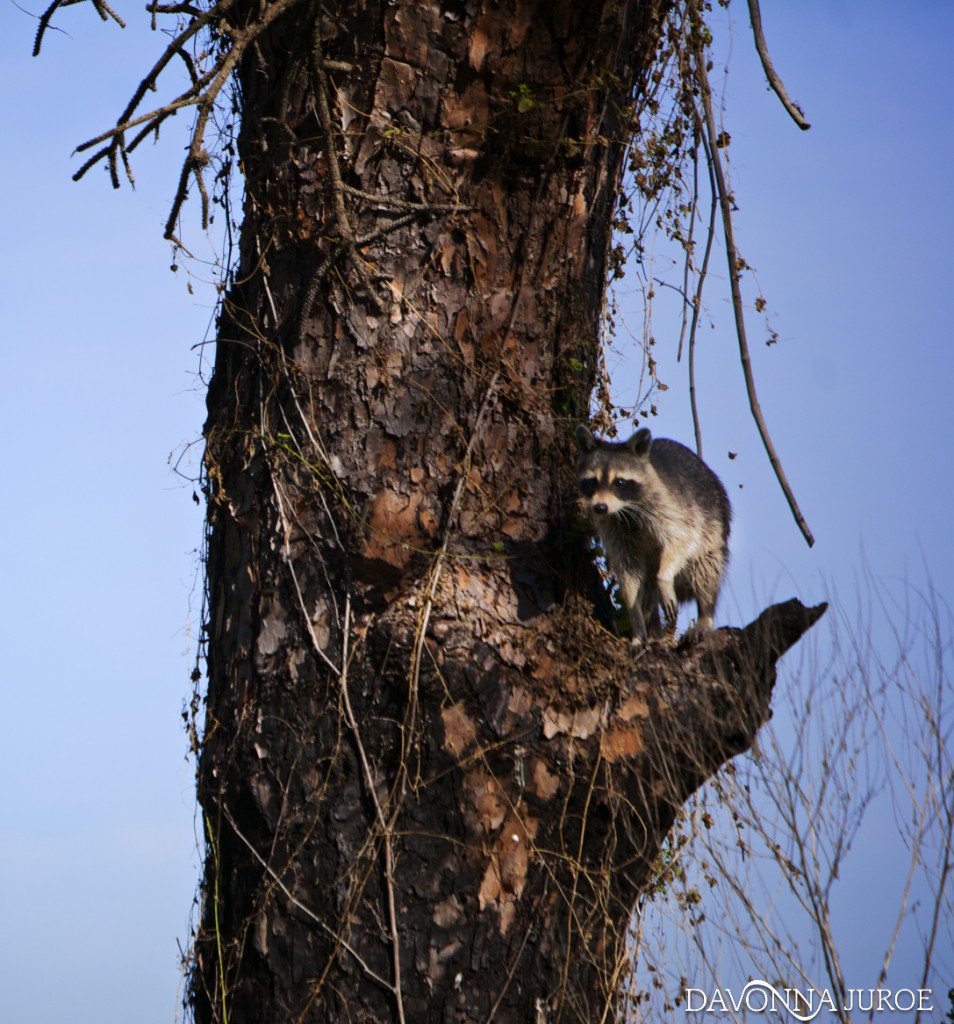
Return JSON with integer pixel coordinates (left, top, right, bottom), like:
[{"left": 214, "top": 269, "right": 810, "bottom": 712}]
[
  {"left": 624, "top": 428, "right": 652, "bottom": 456},
  {"left": 575, "top": 424, "right": 598, "bottom": 452}
]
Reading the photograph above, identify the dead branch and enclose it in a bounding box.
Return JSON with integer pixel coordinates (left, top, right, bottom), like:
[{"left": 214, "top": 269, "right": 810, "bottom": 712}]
[
  {"left": 745, "top": 0, "right": 811, "bottom": 131},
  {"left": 692, "top": 30, "right": 816, "bottom": 547},
  {"left": 644, "top": 599, "right": 830, "bottom": 775},
  {"left": 39, "top": 0, "right": 302, "bottom": 240},
  {"left": 33, "top": 0, "right": 125, "bottom": 57}
]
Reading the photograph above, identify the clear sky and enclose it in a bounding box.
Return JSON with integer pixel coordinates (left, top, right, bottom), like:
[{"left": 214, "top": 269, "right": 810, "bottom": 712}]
[{"left": 2, "top": 2, "right": 952, "bottom": 1022}]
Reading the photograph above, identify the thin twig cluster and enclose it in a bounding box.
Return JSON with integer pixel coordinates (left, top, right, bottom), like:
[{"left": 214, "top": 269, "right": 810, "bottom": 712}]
[{"left": 35, "top": 0, "right": 304, "bottom": 243}]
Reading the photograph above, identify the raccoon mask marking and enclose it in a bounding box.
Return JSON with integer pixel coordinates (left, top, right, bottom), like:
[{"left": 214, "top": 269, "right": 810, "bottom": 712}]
[{"left": 576, "top": 424, "right": 731, "bottom": 643}]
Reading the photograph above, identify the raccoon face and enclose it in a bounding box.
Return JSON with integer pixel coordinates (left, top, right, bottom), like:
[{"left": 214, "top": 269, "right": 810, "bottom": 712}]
[
  {"left": 579, "top": 469, "right": 644, "bottom": 518},
  {"left": 576, "top": 424, "right": 650, "bottom": 519}
]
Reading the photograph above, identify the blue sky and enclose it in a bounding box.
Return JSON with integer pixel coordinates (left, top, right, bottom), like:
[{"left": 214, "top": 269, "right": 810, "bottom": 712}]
[{"left": 2, "top": 2, "right": 952, "bottom": 1021}]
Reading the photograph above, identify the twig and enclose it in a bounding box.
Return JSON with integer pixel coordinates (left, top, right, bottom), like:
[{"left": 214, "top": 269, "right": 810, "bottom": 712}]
[
  {"left": 689, "top": 160, "right": 717, "bottom": 459},
  {"left": 745, "top": 0, "right": 811, "bottom": 131},
  {"left": 692, "top": 29, "right": 815, "bottom": 547},
  {"left": 675, "top": 120, "right": 699, "bottom": 367},
  {"left": 679, "top": 119, "right": 718, "bottom": 459}
]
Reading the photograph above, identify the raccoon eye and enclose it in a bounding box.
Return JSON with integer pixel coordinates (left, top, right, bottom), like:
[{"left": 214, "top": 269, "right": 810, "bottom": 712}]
[
  {"left": 579, "top": 478, "right": 597, "bottom": 498},
  {"left": 614, "top": 478, "right": 640, "bottom": 498}
]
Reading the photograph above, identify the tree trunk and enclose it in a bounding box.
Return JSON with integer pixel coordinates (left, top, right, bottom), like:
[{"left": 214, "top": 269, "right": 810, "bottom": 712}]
[{"left": 191, "top": 2, "right": 824, "bottom": 1021}]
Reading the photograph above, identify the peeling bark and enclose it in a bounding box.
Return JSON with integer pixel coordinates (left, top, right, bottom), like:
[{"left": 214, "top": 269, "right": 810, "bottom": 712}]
[{"left": 190, "top": 2, "right": 825, "bottom": 1022}]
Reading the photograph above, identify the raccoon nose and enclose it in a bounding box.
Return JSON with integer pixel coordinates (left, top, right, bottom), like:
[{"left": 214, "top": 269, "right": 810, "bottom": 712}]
[{"left": 593, "top": 501, "right": 608, "bottom": 515}]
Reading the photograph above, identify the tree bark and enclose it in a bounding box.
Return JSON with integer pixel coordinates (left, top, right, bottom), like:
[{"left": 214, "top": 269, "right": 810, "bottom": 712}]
[{"left": 191, "top": 2, "right": 825, "bottom": 1021}]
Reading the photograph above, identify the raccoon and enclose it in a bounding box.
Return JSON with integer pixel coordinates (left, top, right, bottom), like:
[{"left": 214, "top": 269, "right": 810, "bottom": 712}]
[{"left": 576, "top": 424, "right": 731, "bottom": 642}]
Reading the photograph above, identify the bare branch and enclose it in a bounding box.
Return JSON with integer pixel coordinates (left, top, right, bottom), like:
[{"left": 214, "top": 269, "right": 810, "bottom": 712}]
[
  {"left": 43, "top": 0, "right": 286, "bottom": 241},
  {"left": 147, "top": 2, "right": 205, "bottom": 14},
  {"left": 72, "top": 56, "right": 217, "bottom": 162},
  {"left": 33, "top": 0, "right": 125, "bottom": 57},
  {"left": 175, "top": 44, "right": 200, "bottom": 89},
  {"left": 745, "top": 0, "right": 811, "bottom": 131},
  {"left": 89, "top": 0, "right": 122, "bottom": 27},
  {"left": 692, "top": 24, "right": 816, "bottom": 547}
]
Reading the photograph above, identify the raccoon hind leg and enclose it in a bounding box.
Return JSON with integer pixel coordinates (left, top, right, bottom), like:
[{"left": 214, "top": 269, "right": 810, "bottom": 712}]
[
  {"left": 655, "top": 566, "right": 680, "bottom": 639},
  {"left": 682, "top": 601, "right": 715, "bottom": 642},
  {"left": 681, "top": 555, "right": 724, "bottom": 640}
]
